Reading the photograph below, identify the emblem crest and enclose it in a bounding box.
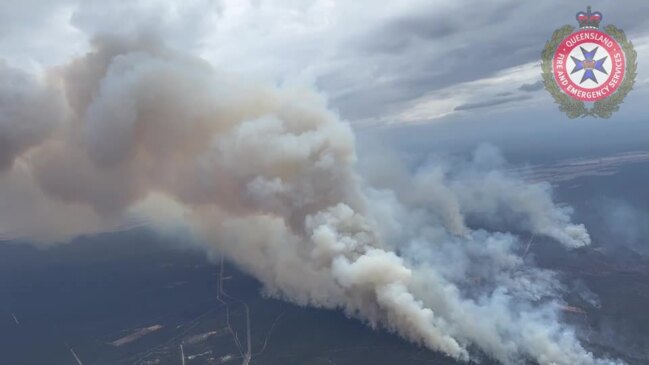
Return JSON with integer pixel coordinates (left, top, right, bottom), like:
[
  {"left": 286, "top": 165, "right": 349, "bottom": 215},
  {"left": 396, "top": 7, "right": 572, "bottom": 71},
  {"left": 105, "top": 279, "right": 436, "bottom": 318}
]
[{"left": 542, "top": 6, "right": 637, "bottom": 118}]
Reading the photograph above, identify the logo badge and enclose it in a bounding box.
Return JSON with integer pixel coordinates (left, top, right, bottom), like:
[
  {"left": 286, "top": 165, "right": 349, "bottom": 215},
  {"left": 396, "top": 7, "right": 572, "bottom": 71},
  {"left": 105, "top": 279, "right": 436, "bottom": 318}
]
[{"left": 542, "top": 6, "right": 637, "bottom": 118}]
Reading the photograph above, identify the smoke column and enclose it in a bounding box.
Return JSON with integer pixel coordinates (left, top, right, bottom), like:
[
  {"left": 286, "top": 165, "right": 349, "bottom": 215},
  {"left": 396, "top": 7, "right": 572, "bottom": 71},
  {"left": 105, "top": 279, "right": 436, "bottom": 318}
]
[{"left": 0, "top": 34, "right": 621, "bottom": 364}]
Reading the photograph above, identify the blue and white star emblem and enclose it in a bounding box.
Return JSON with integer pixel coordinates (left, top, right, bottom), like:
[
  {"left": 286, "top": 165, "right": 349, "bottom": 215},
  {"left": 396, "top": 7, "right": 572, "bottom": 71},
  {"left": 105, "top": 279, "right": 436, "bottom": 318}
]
[{"left": 570, "top": 46, "right": 608, "bottom": 85}]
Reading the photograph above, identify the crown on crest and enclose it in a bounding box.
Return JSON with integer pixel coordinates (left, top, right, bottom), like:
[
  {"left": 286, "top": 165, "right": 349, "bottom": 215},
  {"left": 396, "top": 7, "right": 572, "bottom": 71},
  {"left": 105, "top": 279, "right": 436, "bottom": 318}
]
[{"left": 576, "top": 6, "right": 602, "bottom": 29}]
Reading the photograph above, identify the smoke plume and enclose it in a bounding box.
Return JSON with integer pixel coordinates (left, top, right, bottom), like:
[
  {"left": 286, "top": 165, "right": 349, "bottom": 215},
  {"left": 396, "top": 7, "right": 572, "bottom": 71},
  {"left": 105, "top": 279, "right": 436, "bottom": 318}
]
[{"left": 0, "top": 34, "right": 621, "bottom": 364}]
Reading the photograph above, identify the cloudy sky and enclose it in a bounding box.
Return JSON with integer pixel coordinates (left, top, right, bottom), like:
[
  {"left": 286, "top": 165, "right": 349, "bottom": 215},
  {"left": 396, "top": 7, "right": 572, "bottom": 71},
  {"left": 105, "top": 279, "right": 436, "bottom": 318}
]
[{"left": 2, "top": 0, "right": 648, "bottom": 156}]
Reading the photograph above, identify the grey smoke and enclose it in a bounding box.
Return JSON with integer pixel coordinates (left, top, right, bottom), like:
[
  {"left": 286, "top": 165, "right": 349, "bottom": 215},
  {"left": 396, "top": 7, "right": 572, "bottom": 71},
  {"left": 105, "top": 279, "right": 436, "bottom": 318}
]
[
  {"left": 0, "top": 34, "right": 621, "bottom": 364},
  {"left": 591, "top": 198, "right": 649, "bottom": 255},
  {"left": 0, "top": 61, "right": 64, "bottom": 170}
]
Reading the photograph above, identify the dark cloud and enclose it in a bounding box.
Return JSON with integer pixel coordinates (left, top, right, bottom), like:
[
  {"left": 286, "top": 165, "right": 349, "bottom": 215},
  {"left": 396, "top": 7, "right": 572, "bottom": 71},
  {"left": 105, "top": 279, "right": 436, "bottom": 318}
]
[
  {"left": 519, "top": 80, "right": 544, "bottom": 92},
  {"left": 454, "top": 95, "right": 533, "bottom": 111}
]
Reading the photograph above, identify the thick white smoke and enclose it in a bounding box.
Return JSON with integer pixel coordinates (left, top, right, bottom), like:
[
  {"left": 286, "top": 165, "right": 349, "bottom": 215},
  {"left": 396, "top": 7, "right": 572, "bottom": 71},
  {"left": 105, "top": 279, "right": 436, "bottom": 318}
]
[{"left": 0, "top": 34, "right": 620, "bottom": 364}]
